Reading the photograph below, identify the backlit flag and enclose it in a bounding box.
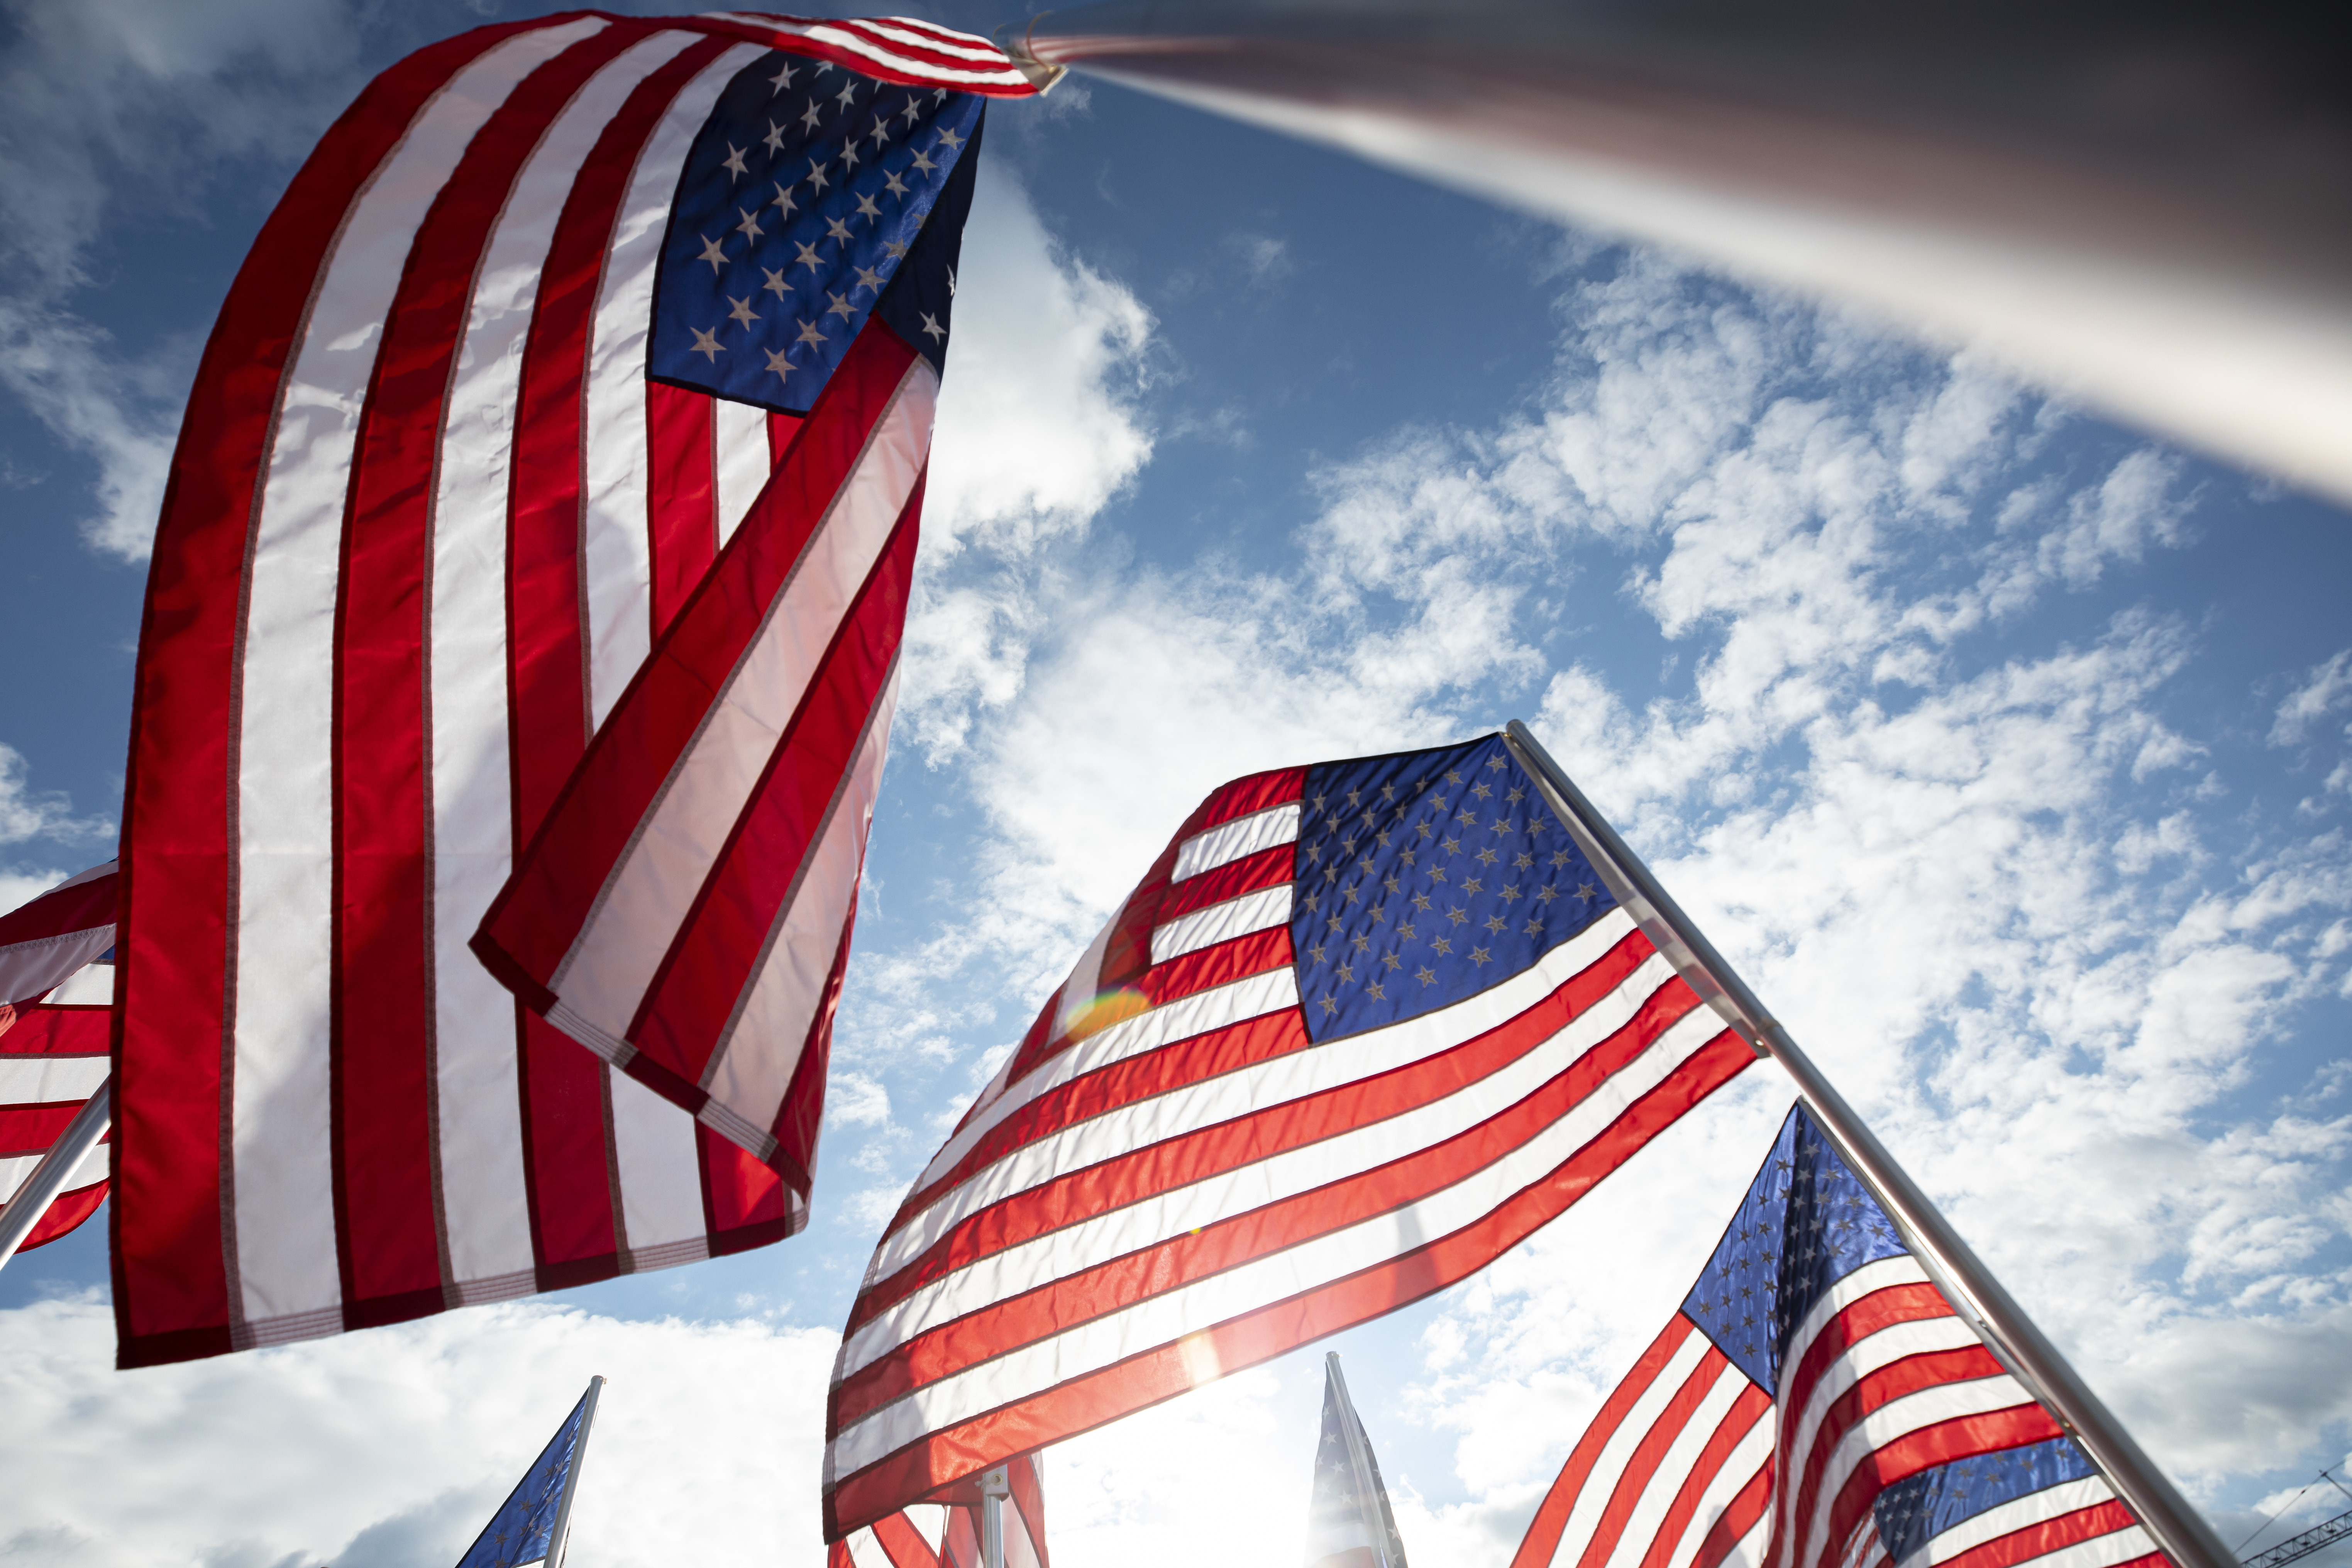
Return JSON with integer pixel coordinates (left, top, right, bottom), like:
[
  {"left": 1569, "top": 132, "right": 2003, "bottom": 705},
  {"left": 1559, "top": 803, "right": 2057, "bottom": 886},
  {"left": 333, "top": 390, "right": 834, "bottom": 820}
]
[
  {"left": 831, "top": 1455, "right": 1050, "bottom": 1568},
  {"left": 822, "top": 733, "right": 1759, "bottom": 1537},
  {"left": 112, "top": 12, "right": 1034, "bottom": 1367},
  {"left": 1509, "top": 1104, "right": 2165, "bottom": 1568},
  {"left": 1309, "top": 1354, "right": 1411, "bottom": 1568},
  {"left": 0, "top": 865, "right": 116, "bottom": 1251},
  {"left": 455, "top": 1377, "right": 601, "bottom": 1568}
]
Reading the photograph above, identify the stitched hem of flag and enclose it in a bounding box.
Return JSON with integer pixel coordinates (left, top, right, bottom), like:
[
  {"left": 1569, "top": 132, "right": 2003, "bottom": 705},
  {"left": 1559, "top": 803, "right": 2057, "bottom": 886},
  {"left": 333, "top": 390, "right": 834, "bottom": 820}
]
[
  {"left": 547, "top": 999, "right": 640, "bottom": 1071},
  {"left": 626, "top": 1234, "right": 713, "bottom": 1273},
  {"left": 229, "top": 1304, "right": 347, "bottom": 1351},
  {"left": 447, "top": 1267, "right": 543, "bottom": 1308},
  {"left": 698, "top": 1098, "right": 781, "bottom": 1165}
]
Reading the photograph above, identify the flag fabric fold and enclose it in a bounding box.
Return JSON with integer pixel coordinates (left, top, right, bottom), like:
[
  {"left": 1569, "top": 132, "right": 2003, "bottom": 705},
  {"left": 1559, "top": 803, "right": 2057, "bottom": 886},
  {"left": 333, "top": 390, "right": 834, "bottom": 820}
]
[
  {"left": 822, "top": 732, "right": 1757, "bottom": 1538},
  {"left": 111, "top": 10, "right": 1030, "bottom": 1368},
  {"left": 1508, "top": 1104, "right": 2167, "bottom": 1568},
  {"left": 0, "top": 865, "right": 116, "bottom": 1251}
]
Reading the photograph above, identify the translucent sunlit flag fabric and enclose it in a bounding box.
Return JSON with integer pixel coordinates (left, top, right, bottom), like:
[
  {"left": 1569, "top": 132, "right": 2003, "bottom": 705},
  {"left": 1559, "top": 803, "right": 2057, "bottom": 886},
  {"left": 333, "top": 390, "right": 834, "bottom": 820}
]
[
  {"left": 0, "top": 865, "right": 116, "bottom": 1251},
  {"left": 830, "top": 1454, "right": 1050, "bottom": 1568},
  {"left": 1510, "top": 1104, "right": 2167, "bottom": 1568},
  {"left": 821, "top": 734, "right": 1760, "bottom": 1537},
  {"left": 111, "top": 11, "right": 1033, "bottom": 1368}
]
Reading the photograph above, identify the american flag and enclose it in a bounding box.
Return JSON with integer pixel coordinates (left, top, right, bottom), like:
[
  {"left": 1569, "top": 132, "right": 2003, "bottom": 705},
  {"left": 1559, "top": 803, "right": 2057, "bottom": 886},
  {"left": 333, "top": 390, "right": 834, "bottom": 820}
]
[
  {"left": 822, "top": 733, "right": 1758, "bottom": 1537},
  {"left": 111, "top": 13, "right": 1034, "bottom": 1367},
  {"left": 0, "top": 864, "right": 116, "bottom": 1252},
  {"left": 1309, "top": 1354, "right": 1412, "bottom": 1568},
  {"left": 834, "top": 1455, "right": 1050, "bottom": 1568},
  {"left": 1509, "top": 1104, "right": 2165, "bottom": 1568}
]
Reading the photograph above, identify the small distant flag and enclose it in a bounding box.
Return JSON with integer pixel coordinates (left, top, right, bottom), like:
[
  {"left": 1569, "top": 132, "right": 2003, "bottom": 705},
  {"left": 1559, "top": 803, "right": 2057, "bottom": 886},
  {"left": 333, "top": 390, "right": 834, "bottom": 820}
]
[
  {"left": 1309, "top": 1354, "right": 1411, "bottom": 1568},
  {"left": 823, "top": 733, "right": 1757, "bottom": 1537},
  {"left": 455, "top": 1376, "right": 604, "bottom": 1568},
  {"left": 1508, "top": 1104, "right": 2166, "bottom": 1568},
  {"left": 0, "top": 864, "right": 117, "bottom": 1259}
]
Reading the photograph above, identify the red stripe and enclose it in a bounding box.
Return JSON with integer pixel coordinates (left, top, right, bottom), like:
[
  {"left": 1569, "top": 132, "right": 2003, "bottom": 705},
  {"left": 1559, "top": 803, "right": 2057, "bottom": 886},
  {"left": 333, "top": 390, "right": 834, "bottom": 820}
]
[
  {"left": 645, "top": 381, "right": 718, "bottom": 638},
  {"left": 1935, "top": 1503, "right": 2142, "bottom": 1568},
  {"left": 866, "top": 925, "right": 1655, "bottom": 1336},
  {"left": 331, "top": 21, "right": 643, "bottom": 1335},
  {"left": 843, "top": 940, "right": 1675, "bottom": 1383},
  {"left": 113, "top": 13, "right": 559, "bottom": 1372},
  {"left": 517, "top": 1009, "right": 621, "bottom": 1283},
  {"left": 474, "top": 322, "right": 919, "bottom": 991},
  {"left": 1693, "top": 1465, "right": 1774, "bottom": 1568},
  {"left": 1639, "top": 1383, "right": 1773, "bottom": 1568},
  {"left": 621, "top": 483, "right": 921, "bottom": 1102},
  {"left": 1511, "top": 1318, "right": 1698, "bottom": 1568},
  {"left": 1155, "top": 844, "right": 1293, "bottom": 926},
  {"left": 942, "top": 1505, "right": 981, "bottom": 1568},
  {"left": 1775, "top": 1283, "right": 1959, "bottom": 1497},
  {"left": 0, "top": 871, "right": 115, "bottom": 948},
  {"left": 691, "top": 16, "right": 1037, "bottom": 95},
  {"left": 16, "top": 1178, "right": 109, "bottom": 1251},
  {"left": 1576, "top": 1349, "right": 1735, "bottom": 1568},
  {"left": 0, "top": 1100, "right": 97, "bottom": 1153},
  {"left": 1781, "top": 1336, "right": 2004, "bottom": 1559},
  {"left": 823, "top": 1028, "right": 1755, "bottom": 1537},
  {"left": 769, "top": 411, "right": 804, "bottom": 462},
  {"left": 1812, "top": 1403, "right": 2065, "bottom": 1568},
  {"left": 874, "top": 1511, "right": 944, "bottom": 1568},
  {"left": 1008, "top": 1455, "right": 1050, "bottom": 1568},
  {"left": 698, "top": 1123, "right": 799, "bottom": 1253},
  {"left": 765, "top": 895, "right": 859, "bottom": 1188},
  {"left": 0, "top": 1004, "right": 110, "bottom": 1057}
]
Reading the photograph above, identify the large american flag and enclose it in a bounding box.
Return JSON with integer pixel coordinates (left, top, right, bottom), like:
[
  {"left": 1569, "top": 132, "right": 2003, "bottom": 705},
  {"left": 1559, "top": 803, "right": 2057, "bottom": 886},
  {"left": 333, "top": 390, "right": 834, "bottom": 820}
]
[
  {"left": 111, "top": 12, "right": 1034, "bottom": 1368},
  {"left": 1510, "top": 1104, "right": 2166, "bottom": 1568},
  {"left": 0, "top": 864, "right": 117, "bottom": 1252},
  {"left": 822, "top": 733, "right": 1758, "bottom": 1537}
]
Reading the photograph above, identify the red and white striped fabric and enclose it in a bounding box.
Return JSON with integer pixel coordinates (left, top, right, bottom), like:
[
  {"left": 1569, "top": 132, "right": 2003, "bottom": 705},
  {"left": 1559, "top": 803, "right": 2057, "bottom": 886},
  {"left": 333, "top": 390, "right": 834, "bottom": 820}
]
[
  {"left": 832, "top": 1454, "right": 1050, "bottom": 1568},
  {"left": 1, "top": 865, "right": 116, "bottom": 1251},
  {"left": 112, "top": 12, "right": 1031, "bottom": 1368},
  {"left": 1510, "top": 1106, "right": 2165, "bottom": 1568},
  {"left": 822, "top": 735, "right": 1757, "bottom": 1538}
]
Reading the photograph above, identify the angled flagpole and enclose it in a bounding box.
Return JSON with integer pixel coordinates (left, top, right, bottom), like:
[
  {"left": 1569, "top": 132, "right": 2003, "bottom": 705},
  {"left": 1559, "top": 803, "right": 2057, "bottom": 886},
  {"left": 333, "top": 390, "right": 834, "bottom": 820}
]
[
  {"left": 0, "top": 1075, "right": 111, "bottom": 1273},
  {"left": 1502, "top": 719, "right": 2233, "bottom": 1568},
  {"left": 547, "top": 1375, "right": 604, "bottom": 1568}
]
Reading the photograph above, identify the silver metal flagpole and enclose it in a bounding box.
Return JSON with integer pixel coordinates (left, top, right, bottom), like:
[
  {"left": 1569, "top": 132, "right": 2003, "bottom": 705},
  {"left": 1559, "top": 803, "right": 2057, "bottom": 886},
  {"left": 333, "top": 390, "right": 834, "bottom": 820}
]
[
  {"left": 1324, "top": 1352, "right": 1399, "bottom": 1568},
  {"left": 1502, "top": 719, "right": 2235, "bottom": 1568},
  {"left": 980, "top": 1463, "right": 1011, "bottom": 1568},
  {"left": 547, "top": 1375, "right": 605, "bottom": 1568},
  {"left": 0, "top": 1074, "right": 111, "bottom": 1274}
]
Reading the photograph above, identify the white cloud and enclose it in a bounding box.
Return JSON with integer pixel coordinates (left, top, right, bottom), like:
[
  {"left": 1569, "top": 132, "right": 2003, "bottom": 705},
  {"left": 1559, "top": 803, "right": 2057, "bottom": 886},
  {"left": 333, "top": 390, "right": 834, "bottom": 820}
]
[
  {"left": 0, "top": 1296, "right": 838, "bottom": 1568},
  {"left": 2274, "top": 651, "right": 2352, "bottom": 748},
  {"left": 0, "top": 742, "right": 112, "bottom": 850}
]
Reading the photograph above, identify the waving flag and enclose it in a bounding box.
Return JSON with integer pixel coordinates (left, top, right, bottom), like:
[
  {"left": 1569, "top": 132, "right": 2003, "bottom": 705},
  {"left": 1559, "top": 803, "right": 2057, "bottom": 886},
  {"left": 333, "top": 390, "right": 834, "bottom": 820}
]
[
  {"left": 456, "top": 1376, "right": 603, "bottom": 1568},
  {"left": 112, "top": 12, "right": 1033, "bottom": 1368},
  {"left": 833, "top": 1455, "right": 1050, "bottom": 1568},
  {"left": 822, "top": 733, "right": 1758, "bottom": 1536},
  {"left": 1309, "top": 1354, "right": 1411, "bottom": 1568},
  {"left": 0, "top": 865, "right": 116, "bottom": 1253},
  {"left": 1509, "top": 1104, "right": 2164, "bottom": 1568}
]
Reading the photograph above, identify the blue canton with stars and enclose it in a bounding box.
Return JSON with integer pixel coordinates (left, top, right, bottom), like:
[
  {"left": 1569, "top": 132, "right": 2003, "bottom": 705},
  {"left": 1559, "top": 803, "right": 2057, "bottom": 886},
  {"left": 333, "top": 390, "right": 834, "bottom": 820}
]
[
  {"left": 453, "top": 1385, "right": 592, "bottom": 1568},
  {"left": 1292, "top": 734, "right": 1617, "bottom": 1044},
  {"left": 1872, "top": 1436, "right": 2102, "bottom": 1567},
  {"left": 1678, "top": 1104, "right": 1911, "bottom": 1393},
  {"left": 650, "top": 52, "right": 982, "bottom": 413}
]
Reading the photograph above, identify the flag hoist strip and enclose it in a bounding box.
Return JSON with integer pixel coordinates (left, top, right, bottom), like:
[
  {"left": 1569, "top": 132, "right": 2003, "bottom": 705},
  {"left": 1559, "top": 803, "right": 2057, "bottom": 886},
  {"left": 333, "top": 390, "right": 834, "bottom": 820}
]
[
  {"left": 822, "top": 734, "right": 1762, "bottom": 1538},
  {"left": 1509, "top": 1105, "right": 2167, "bottom": 1568},
  {"left": 0, "top": 863, "right": 118, "bottom": 1252},
  {"left": 112, "top": 10, "right": 1033, "bottom": 1368}
]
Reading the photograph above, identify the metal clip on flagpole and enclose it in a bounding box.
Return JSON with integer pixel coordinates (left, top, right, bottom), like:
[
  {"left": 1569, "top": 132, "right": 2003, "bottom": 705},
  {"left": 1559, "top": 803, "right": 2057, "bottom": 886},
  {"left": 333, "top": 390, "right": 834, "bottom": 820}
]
[
  {"left": 1502, "top": 720, "right": 2234, "bottom": 1568},
  {"left": 547, "top": 1375, "right": 605, "bottom": 1568},
  {"left": 0, "top": 1073, "right": 111, "bottom": 1274},
  {"left": 981, "top": 1462, "right": 1012, "bottom": 1568}
]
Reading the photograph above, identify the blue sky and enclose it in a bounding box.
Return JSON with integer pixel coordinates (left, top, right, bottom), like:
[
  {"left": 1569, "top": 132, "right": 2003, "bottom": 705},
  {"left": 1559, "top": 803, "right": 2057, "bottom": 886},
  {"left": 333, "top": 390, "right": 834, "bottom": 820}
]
[{"left": 3, "top": 4, "right": 2350, "bottom": 1566}]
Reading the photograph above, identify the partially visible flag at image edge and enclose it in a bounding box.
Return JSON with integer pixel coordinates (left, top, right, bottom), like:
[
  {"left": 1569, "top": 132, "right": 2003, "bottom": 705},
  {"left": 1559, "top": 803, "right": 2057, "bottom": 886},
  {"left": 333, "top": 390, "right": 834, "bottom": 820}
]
[
  {"left": 1509, "top": 1103, "right": 2169, "bottom": 1568},
  {"left": 822, "top": 732, "right": 1758, "bottom": 1538},
  {"left": 108, "top": 10, "right": 1032, "bottom": 1368},
  {"left": 0, "top": 863, "right": 117, "bottom": 1252}
]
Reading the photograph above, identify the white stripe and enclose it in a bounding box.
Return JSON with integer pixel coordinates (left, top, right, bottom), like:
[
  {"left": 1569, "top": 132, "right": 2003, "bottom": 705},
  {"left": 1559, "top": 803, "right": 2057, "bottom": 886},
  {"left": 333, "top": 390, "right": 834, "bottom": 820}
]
[
  {"left": 1974, "top": 1526, "right": 2154, "bottom": 1568},
  {"left": 1046, "top": 911, "right": 1119, "bottom": 1046},
  {"left": 1798, "top": 1376, "right": 2039, "bottom": 1568},
  {"left": 830, "top": 992, "right": 1727, "bottom": 1469},
  {"left": 1663, "top": 1427, "right": 1776, "bottom": 1568},
  {"left": 1720, "top": 1513, "right": 1772, "bottom": 1568},
  {"left": 430, "top": 27, "right": 700, "bottom": 1295},
  {"left": 552, "top": 358, "right": 935, "bottom": 1031},
  {"left": 715, "top": 397, "right": 772, "bottom": 543},
  {"left": 582, "top": 43, "right": 765, "bottom": 728},
  {"left": 883, "top": 909, "right": 1641, "bottom": 1282},
  {"left": 859, "top": 957, "right": 1692, "bottom": 1364},
  {"left": 0, "top": 1056, "right": 110, "bottom": 1106},
  {"left": 1914, "top": 1480, "right": 2118, "bottom": 1568},
  {"left": 231, "top": 19, "right": 608, "bottom": 1333},
  {"left": 42, "top": 960, "right": 115, "bottom": 1008},
  {"left": 701, "top": 15, "right": 1030, "bottom": 84},
  {"left": 1173, "top": 802, "right": 1301, "bottom": 882},
  {"left": 908, "top": 903, "right": 1646, "bottom": 1194},
  {"left": 1547, "top": 1328, "right": 1717, "bottom": 1568},
  {"left": 702, "top": 662, "right": 902, "bottom": 1133},
  {"left": 844, "top": 17, "right": 1019, "bottom": 65},
  {"left": 1598, "top": 1361, "right": 1759, "bottom": 1568},
  {"left": 846, "top": 1525, "right": 894, "bottom": 1568},
  {"left": 1150, "top": 883, "right": 1291, "bottom": 963},
  {"left": 907, "top": 1504, "right": 949, "bottom": 1554},
  {"left": 610, "top": 1063, "right": 712, "bottom": 1262},
  {"left": 0, "top": 926, "right": 113, "bottom": 1006},
  {"left": 0, "top": 1148, "right": 104, "bottom": 1205}
]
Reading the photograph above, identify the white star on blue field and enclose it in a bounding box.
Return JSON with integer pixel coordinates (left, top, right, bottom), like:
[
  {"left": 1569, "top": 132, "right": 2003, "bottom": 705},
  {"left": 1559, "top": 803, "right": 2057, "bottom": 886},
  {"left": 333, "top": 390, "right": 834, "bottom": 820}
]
[{"left": 0, "top": 5, "right": 2348, "bottom": 1568}]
